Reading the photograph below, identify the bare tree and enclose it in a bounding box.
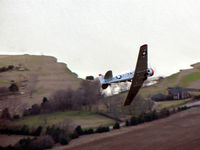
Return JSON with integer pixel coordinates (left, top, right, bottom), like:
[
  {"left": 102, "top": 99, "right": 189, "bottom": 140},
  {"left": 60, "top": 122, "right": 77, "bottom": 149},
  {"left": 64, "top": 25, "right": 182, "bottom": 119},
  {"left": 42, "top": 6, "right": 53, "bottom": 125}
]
[
  {"left": 41, "top": 80, "right": 101, "bottom": 112},
  {"left": 80, "top": 80, "right": 101, "bottom": 111}
]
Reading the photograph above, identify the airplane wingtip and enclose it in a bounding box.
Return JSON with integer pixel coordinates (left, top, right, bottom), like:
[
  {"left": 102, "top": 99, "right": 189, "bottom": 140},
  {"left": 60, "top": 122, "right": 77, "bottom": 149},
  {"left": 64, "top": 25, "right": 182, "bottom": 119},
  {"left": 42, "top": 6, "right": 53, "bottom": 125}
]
[{"left": 141, "top": 44, "right": 148, "bottom": 48}]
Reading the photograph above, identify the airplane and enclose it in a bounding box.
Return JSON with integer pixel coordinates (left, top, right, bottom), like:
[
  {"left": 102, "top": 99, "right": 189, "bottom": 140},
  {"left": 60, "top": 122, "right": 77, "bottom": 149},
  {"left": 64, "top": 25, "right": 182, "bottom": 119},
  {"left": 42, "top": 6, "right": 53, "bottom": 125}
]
[{"left": 98, "top": 44, "right": 154, "bottom": 106}]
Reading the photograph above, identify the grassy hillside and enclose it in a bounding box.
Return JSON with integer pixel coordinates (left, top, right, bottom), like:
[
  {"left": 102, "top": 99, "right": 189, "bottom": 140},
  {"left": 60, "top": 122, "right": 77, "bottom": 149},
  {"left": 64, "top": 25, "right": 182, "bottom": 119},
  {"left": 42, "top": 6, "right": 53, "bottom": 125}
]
[
  {"left": 101, "top": 62, "right": 200, "bottom": 115},
  {"left": 0, "top": 55, "right": 82, "bottom": 115},
  {"left": 140, "top": 62, "right": 200, "bottom": 96},
  {"left": 13, "top": 111, "right": 115, "bottom": 129}
]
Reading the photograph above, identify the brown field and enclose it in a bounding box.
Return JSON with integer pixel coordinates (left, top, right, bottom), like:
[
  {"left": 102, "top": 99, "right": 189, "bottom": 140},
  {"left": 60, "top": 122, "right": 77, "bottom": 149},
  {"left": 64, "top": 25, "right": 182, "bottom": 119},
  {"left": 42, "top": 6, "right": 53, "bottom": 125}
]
[{"left": 60, "top": 107, "right": 200, "bottom": 150}]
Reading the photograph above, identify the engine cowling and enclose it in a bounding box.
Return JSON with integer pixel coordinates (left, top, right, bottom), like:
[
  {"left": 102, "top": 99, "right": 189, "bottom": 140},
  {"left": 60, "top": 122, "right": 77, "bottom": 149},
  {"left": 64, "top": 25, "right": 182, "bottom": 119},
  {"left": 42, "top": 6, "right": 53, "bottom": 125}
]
[
  {"left": 147, "top": 68, "right": 154, "bottom": 76},
  {"left": 102, "top": 84, "right": 109, "bottom": 89}
]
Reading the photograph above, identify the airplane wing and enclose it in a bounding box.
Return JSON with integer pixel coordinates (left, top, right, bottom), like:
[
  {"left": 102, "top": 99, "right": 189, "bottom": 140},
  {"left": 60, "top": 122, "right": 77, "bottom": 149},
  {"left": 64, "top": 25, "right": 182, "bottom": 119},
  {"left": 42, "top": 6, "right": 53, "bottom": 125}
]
[{"left": 124, "top": 44, "right": 148, "bottom": 106}]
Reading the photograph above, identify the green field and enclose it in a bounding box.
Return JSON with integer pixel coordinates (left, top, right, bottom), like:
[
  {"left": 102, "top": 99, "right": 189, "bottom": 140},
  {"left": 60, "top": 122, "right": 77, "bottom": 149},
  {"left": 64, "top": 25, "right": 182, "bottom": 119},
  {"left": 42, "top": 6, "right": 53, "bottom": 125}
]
[
  {"left": 178, "top": 72, "right": 200, "bottom": 87},
  {"left": 166, "top": 72, "right": 179, "bottom": 82},
  {"left": 156, "top": 99, "right": 190, "bottom": 111},
  {"left": 13, "top": 111, "right": 115, "bottom": 129}
]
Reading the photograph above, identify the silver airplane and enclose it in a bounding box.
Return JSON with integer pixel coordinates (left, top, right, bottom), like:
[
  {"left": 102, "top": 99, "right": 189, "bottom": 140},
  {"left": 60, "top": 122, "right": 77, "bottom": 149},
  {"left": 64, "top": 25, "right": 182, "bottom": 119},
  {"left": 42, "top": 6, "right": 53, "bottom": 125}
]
[{"left": 98, "top": 44, "right": 154, "bottom": 106}]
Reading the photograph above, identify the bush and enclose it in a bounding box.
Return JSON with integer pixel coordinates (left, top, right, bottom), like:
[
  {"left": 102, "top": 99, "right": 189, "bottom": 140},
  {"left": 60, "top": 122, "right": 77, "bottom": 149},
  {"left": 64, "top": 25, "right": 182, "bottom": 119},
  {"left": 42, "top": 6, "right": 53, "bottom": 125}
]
[
  {"left": 0, "top": 125, "right": 44, "bottom": 136},
  {"left": 181, "top": 106, "right": 189, "bottom": 110},
  {"left": 69, "top": 132, "right": 79, "bottom": 139},
  {"left": 1, "top": 108, "right": 11, "bottom": 119},
  {"left": 83, "top": 128, "right": 94, "bottom": 135},
  {"left": 31, "top": 104, "right": 40, "bottom": 115},
  {"left": 32, "top": 126, "right": 43, "bottom": 136},
  {"left": 41, "top": 97, "right": 49, "bottom": 108},
  {"left": 96, "top": 126, "right": 110, "bottom": 133},
  {"left": 130, "top": 116, "right": 138, "bottom": 126},
  {"left": 46, "top": 126, "right": 65, "bottom": 143},
  {"left": 21, "top": 125, "right": 30, "bottom": 135},
  {"left": 159, "top": 108, "right": 170, "bottom": 118},
  {"left": 59, "top": 135, "right": 69, "bottom": 145},
  {"left": 152, "top": 110, "right": 158, "bottom": 120},
  {"left": 23, "top": 109, "right": 31, "bottom": 117},
  {"left": 18, "top": 137, "right": 35, "bottom": 150},
  {"left": 75, "top": 125, "right": 83, "bottom": 135},
  {"left": 13, "top": 114, "right": 20, "bottom": 120},
  {"left": 9, "top": 82, "right": 19, "bottom": 92},
  {"left": 8, "top": 65, "right": 14, "bottom": 70},
  {"left": 125, "top": 120, "right": 130, "bottom": 126},
  {"left": 113, "top": 122, "right": 120, "bottom": 129},
  {"left": 137, "top": 114, "right": 145, "bottom": 124},
  {"left": 29, "top": 136, "right": 54, "bottom": 150},
  {"left": 144, "top": 113, "right": 153, "bottom": 122},
  {"left": 0, "top": 145, "right": 21, "bottom": 150}
]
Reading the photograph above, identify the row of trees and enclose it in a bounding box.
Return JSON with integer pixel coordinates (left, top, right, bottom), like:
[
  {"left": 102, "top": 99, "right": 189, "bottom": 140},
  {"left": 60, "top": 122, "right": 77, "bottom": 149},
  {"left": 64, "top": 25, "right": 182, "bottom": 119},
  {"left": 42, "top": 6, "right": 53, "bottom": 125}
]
[
  {"left": 0, "top": 65, "right": 14, "bottom": 73},
  {"left": 0, "top": 136, "right": 54, "bottom": 150},
  {"left": 23, "top": 80, "right": 101, "bottom": 116},
  {"left": 0, "top": 125, "right": 42, "bottom": 136},
  {"left": 125, "top": 106, "right": 190, "bottom": 126}
]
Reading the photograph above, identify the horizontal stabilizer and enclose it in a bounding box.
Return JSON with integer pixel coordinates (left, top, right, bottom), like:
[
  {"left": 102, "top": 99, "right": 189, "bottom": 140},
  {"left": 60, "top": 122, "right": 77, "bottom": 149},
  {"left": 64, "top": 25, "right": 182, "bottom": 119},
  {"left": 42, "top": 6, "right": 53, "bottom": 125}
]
[{"left": 104, "top": 70, "right": 113, "bottom": 80}]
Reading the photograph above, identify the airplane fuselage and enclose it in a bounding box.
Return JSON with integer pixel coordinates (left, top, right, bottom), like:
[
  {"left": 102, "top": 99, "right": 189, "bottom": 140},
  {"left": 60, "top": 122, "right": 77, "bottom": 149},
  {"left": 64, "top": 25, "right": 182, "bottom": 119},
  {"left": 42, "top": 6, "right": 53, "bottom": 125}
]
[{"left": 99, "top": 68, "right": 154, "bottom": 89}]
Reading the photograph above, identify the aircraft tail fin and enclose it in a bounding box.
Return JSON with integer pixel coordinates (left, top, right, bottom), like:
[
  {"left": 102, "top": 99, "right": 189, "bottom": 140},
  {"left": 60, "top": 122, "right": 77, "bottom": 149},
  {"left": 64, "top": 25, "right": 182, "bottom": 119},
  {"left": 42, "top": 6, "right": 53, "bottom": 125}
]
[{"left": 104, "top": 70, "right": 113, "bottom": 80}]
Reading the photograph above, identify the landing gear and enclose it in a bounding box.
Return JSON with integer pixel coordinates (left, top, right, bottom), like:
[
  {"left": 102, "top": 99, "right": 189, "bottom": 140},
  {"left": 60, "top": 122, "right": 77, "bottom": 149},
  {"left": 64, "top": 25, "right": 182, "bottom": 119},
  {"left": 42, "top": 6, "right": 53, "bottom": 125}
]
[{"left": 102, "top": 84, "right": 109, "bottom": 89}]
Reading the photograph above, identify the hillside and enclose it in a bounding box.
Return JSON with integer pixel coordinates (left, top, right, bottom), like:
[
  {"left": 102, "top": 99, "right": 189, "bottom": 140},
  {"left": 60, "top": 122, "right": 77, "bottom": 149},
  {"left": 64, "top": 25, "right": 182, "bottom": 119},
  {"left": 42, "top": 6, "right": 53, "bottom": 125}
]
[
  {"left": 101, "top": 62, "right": 200, "bottom": 116},
  {"left": 140, "top": 62, "right": 200, "bottom": 96},
  {"left": 0, "top": 55, "right": 82, "bottom": 115}
]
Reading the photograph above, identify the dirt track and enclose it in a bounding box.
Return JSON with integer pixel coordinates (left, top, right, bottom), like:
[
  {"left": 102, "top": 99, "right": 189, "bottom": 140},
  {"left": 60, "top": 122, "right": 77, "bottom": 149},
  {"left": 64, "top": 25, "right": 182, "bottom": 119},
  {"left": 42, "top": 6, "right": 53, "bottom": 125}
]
[{"left": 64, "top": 107, "right": 200, "bottom": 150}]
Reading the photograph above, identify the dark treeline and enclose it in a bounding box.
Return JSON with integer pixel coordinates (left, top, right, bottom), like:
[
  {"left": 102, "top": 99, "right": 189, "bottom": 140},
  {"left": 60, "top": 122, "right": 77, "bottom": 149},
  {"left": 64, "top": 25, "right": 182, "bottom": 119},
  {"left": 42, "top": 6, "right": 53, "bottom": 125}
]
[
  {"left": 23, "top": 80, "right": 101, "bottom": 116},
  {"left": 0, "top": 65, "right": 14, "bottom": 73},
  {"left": 41, "top": 80, "right": 101, "bottom": 113}
]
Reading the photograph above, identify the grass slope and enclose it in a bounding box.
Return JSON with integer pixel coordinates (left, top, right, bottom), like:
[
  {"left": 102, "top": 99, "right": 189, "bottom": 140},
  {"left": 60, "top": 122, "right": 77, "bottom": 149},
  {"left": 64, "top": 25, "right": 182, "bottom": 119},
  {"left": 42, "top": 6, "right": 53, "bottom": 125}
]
[
  {"left": 141, "top": 62, "right": 200, "bottom": 96},
  {"left": 13, "top": 111, "right": 115, "bottom": 129}
]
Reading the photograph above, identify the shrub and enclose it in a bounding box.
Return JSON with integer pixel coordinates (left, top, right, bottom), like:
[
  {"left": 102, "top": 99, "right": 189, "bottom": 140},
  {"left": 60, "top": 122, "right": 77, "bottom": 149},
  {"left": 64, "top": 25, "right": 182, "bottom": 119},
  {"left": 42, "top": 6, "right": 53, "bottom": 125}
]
[
  {"left": 18, "top": 137, "right": 34, "bottom": 150},
  {"left": 86, "top": 76, "right": 94, "bottom": 80},
  {"left": 0, "top": 125, "right": 43, "bottom": 136},
  {"left": 29, "top": 136, "right": 54, "bottom": 150},
  {"left": 178, "top": 107, "right": 181, "bottom": 111},
  {"left": 130, "top": 116, "right": 138, "bottom": 126},
  {"left": 137, "top": 114, "right": 145, "bottom": 123},
  {"left": 1, "top": 145, "right": 19, "bottom": 150},
  {"left": 75, "top": 125, "right": 83, "bottom": 135},
  {"left": 125, "top": 120, "right": 130, "bottom": 126},
  {"left": 152, "top": 110, "right": 158, "bottom": 120},
  {"left": 21, "top": 125, "right": 30, "bottom": 135},
  {"left": 59, "top": 134, "right": 70, "bottom": 145},
  {"left": 8, "top": 65, "right": 14, "bottom": 70},
  {"left": 113, "top": 122, "right": 120, "bottom": 129},
  {"left": 13, "top": 114, "right": 20, "bottom": 120},
  {"left": 181, "top": 106, "right": 189, "bottom": 110},
  {"left": 83, "top": 128, "right": 94, "bottom": 135},
  {"left": 69, "top": 132, "right": 79, "bottom": 139},
  {"left": 23, "top": 109, "right": 31, "bottom": 117},
  {"left": 96, "top": 126, "right": 110, "bottom": 133},
  {"left": 30, "top": 104, "right": 40, "bottom": 115},
  {"left": 9, "top": 82, "right": 19, "bottom": 92},
  {"left": 46, "top": 126, "right": 64, "bottom": 143},
  {"left": 1, "top": 108, "right": 11, "bottom": 119},
  {"left": 32, "top": 126, "right": 43, "bottom": 136},
  {"left": 41, "top": 97, "right": 48, "bottom": 107},
  {"left": 159, "top": 108, "right": 170, "bottom": 118},
  {"left": 144, "top": 113, "right": 153, "bottom": 122}
]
